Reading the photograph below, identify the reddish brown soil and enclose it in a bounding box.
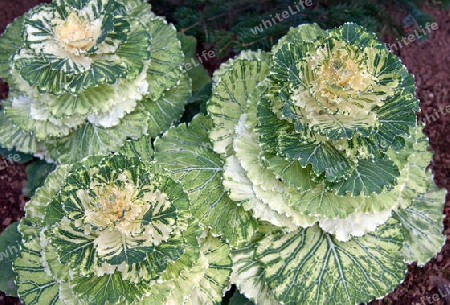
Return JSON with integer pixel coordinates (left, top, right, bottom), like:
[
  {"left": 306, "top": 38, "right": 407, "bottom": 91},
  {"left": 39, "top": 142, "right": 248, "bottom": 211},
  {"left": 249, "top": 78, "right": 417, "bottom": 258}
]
[{"left": 0, "top": 1, "right": 449, "bottom": 305}]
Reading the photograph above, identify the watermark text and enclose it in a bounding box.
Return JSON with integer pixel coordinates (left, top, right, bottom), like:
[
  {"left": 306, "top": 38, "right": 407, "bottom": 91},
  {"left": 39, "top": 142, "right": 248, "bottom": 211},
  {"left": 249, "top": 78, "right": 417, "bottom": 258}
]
[{"left": 250, "top": 1, "right": 313, "bottom": 35}]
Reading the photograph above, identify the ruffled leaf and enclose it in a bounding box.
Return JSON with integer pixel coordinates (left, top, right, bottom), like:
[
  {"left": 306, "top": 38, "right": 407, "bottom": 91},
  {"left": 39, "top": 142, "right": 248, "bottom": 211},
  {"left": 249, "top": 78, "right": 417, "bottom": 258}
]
[
  {"left": 209, "top": 56, "right": 270, "bottom": 155},
  {"left": 394, "top": 184, "right": 446, "bottom": 266},
  {"left": 257, "top": 220, "right": 405, "bottom": 304},
  {"left": 46, "top": 110, "right": 147, "bottom": 163},
  {"left": 142, "top": 72, "right": 191, "bottom": 138},
  {"left": 0, "top": 16, "right": 25, "bottom": 83},
  {"left": 155, "top": 115, "right": 258, "bottom": 247}
]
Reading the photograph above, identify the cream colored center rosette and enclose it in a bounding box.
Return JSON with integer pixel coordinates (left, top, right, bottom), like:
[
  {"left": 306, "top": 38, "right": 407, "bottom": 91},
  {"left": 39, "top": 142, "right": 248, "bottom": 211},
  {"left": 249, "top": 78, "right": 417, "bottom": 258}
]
[{"left": 54, "top": 12, "right": 101, "bottom": 54}]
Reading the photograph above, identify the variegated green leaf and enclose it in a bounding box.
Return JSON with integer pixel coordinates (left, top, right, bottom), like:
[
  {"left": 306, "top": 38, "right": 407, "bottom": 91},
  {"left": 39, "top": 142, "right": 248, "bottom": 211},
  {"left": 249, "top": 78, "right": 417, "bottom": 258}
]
[
  {"left": 46, "top": 110, "right": 147, "bottom": 163},
  {"left": 208, "top": 57, "right": 270, "bottom": 155},
  {"left": 4, "top": 96, "right": 85, "bottom": 140},
  {"left": 119, "top": 136, "right": 154, "bottom": 163},
  {"left": 329, "top": 158, "right": 400, "bottom": 196},
  {"left": 0, "top": 110, "right": 40, "bottom": 154},
  {"left": 394, "top": 184, "right": 446, "bottom": 266},
  {"left": 231, "top": 244, "right": 279, "bottom": 305},
  {"left": 116, "top": 19, "right": 150, "bottom": 78},
  {"left": 375, "top": 91, "right": 420, "bottom": 150},
  {"left": 257, "top": 220, "right": 405, "bottom": 304},
  {"left": 263, "top": 154, "right": 315, "bottom": 190},
  {"left": 71, "top": 271, "right": 146, "bottom": 305},
  {"left": 145, "top": 16, "right": 185, "bottom": 101},
  {"left": 277, "top": 133, "right": 353, "bottom": 182},
  {"left": 155, "top": 115, "right": 258, "bottom": 247},
  {"left": 143, "top": 72, "right": 191, "bottom": 138},
  {"left": 0, "top": 16, "right": 24, "bottom": 83},
  {"left": 146, "top": 232, "right": 232, "bottom": 305},
  {"left": 13, "top": 238, "right": 63, "bottom": 305}
]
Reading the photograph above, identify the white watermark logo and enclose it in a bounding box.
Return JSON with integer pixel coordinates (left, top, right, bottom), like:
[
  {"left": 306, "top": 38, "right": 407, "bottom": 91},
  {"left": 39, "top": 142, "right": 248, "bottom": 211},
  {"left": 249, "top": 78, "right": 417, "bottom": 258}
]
[
  {"left": 0, "top": 153, "right": 21, "bottom": 171},
  {"left": 386, "top": 22, "right": 438, "bottom": 52},
  {"left": 0, "top": 243, "right": 20, "bottom": 262},
  {"left": 183, "top": 50, "right": 216, "bottom": 72},
  {"left": 250, "top": 1, "right": 313, "bottom": 35}
]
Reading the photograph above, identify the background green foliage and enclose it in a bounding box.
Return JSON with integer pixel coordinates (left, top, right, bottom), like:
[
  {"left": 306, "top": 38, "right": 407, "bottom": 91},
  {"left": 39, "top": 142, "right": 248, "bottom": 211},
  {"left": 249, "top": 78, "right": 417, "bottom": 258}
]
[{"left": 150, "top": 0, "right": 449, "bottom": 60}]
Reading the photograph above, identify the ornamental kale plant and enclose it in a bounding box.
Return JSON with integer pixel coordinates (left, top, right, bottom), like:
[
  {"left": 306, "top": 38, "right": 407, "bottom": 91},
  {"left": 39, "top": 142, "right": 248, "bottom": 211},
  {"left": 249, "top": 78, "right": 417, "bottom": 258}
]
[
  {"left": 0, "top": 0, "right": 190, "bottom": 164},
  {"left": 0, "top": 146, "right": 232, "bottom": 304},
  {"left": 203, "top": 23, "right": 446, "bottom": 304}
]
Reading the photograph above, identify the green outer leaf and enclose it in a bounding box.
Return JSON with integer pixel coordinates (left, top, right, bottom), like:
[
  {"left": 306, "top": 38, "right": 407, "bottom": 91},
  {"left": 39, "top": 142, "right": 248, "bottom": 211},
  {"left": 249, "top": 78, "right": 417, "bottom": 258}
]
[
  {"left": 375, "top": 91, "right": 420, "bottom": 150},
  {"left": 148, "top": 232, "right": 232, "bottom": 305},
  {"left": 43, "top": 82, "right": 115, "bottom": 118},
  {"left": 263, "top": 154, "right": 315, "bottom": 191},
  {"left": 329, "top": 158, "right": 399, "bottom": 196},
  {"left": 154, "top": 114, "right": 257, "bottom": 247},
  {"left": 119, "top": 136, "right": 154, "bottom": 163},
  {"left": 116, "top": 19, "right": 151, "bottom": 78},
  {"left": 208, "top": 56, "right": 270, "bottom": 156},
  {"left": 142, "top": 72, "right": 191, "bottom": 138},
  {"left": 194, "top": 233, "right": 232, "bottom": 303},
  {"left": 145, "top": 16, "right": 184, "bottom": 101},
  {"left": 0, "top": 15, "right": 24, "bottom": 83},
  {"left": 13, "top": 238, "right": 63, "bottom": 305},
  {"left": 4, "top": 96, "right": 84, "bottom": 140},
  {"left": 394, "top": 184, "right": 446, "bottom": 266},
  {"left": 231, "top": 244, "right": 279, "bottom": 305},
  {"left": 71, "top": 271, "right": 145, "bottom": 305},
  {"left": 15, "top": 55, "right": 129, "bottom": 96},
  {"left": 46, "top": 110, "right": 148, "bottom": 164},
  {"left": 257, "top": 220, "right": 406, "bottom": 304},
  {"left": 0, "top": 110, "right": 40, "bottom": 155},
  {"left": 13, "top": 166, "right": 70, "bottom": 303},
  {"left": 19, "top": 165, "right": 70, "bottom": 237},
  {"left": 0, "top": 222, "right": 21, "bottom": 296},
  {"left": 13, "top": 166, "right": 70, "bottom": 305}
]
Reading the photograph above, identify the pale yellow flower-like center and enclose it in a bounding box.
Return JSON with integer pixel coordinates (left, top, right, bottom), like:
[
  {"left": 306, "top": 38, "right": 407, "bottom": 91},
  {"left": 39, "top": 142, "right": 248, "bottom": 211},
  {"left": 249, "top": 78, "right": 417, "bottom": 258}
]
[
  {"left": 311, "top": 44, "right": 375, "bottom": 105},
  {"left": 55, "top": 12, "right": 99, "bottom": 52},
  {"left": 84, "top": 183, "right": 147, "bottom": 235},
  {"left": 318, "top": 57, "right": 373, "bottom": 93},
  {"left": 291, "top": 42, "right": 380, "bottom": 128}
]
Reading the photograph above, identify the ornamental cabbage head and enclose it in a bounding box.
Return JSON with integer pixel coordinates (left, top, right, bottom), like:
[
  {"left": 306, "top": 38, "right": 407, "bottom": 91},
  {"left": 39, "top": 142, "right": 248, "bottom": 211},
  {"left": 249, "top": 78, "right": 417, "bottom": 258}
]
[
  {"left": 206, "top": 23, "right": 446, "bottom": 304},
  {"left": 4, "top": 148, "right": 231, "bottom": 304},
  {"left": 0, "top": 0, "right": 190, "bottom": 164}
]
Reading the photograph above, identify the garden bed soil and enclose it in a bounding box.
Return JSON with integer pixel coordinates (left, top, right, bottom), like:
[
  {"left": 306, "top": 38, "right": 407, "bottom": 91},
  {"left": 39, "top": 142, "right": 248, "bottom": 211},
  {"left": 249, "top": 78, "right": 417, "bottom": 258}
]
[{"left": 0, "top": 1, "right": 450, "bottom": 305}]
